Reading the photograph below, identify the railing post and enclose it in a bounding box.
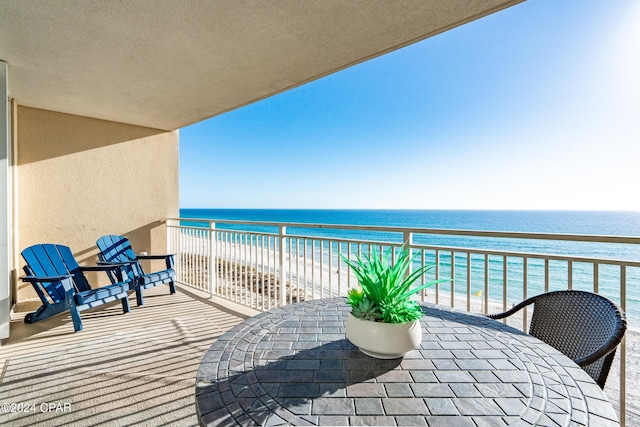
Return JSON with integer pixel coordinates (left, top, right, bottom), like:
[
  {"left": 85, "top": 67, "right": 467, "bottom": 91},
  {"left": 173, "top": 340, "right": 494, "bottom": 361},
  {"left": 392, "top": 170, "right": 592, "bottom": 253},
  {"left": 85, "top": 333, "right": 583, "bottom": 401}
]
[
  {"left": 169, "top": 219, "right": 181, "bottom": 283},
  {"left": 166, "top": 219, "right": 173, "bottom": 281},
  {"left": 209, "top": 221, "right": 216, "bottom": 298},
  {"left": 166, "top": 219, "right": 171, "bottom": 255},
  {"left": 620, "top": 265, "right": 627, "bottom": 427},
  {"left": 403, "top": 231, "right": 413, "bottom": 278},
  {"left": 279, "top": 225, "right": 287, "bottom": 307}
]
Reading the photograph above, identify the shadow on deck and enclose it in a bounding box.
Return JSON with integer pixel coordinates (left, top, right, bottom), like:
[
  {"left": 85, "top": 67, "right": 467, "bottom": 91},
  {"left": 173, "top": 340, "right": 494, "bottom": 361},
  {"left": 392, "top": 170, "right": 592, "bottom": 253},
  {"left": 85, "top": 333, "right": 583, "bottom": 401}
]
[{"left": 0, "top": 285, "right": 258, "bottom": 426}]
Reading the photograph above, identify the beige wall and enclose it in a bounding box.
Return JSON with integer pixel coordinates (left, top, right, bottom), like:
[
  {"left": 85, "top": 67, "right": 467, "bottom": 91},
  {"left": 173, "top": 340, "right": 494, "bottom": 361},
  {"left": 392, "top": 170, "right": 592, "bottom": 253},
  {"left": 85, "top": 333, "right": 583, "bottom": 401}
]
[{"left": 14, "top": 106, "right": 179, "bottom": 301}]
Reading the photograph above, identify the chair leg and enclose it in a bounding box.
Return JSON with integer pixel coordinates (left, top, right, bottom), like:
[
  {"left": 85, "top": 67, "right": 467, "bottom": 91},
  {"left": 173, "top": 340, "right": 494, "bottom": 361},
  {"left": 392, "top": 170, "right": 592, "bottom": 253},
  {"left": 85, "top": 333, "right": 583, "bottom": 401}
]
[
  {"left": 136, "top": 287, "right": 144, "bottom": 306},
  {"left": 169, "top": 280, "right": 176, "bottom": 294},
  {"left": 24, "top": 301, "right": 69, "bottom": 324},
  {"left": 70, "top": 305, "right": 83, "bottom": 332},
  {"left": 121, "top": 296, "right": 131, "bottom": 313}
]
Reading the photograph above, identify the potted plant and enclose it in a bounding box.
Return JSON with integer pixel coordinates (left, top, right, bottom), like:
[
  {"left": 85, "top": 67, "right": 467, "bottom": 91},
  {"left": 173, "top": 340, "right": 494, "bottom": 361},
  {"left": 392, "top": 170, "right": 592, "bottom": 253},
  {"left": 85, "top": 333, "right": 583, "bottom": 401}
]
[{"left": 340, "top": 245, "right": 443, "bottom": 359}]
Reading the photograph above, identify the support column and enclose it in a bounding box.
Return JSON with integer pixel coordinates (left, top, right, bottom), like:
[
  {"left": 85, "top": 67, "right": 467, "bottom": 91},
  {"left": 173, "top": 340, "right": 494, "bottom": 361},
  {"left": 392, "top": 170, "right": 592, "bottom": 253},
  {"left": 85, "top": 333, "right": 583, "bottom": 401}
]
[{"left": 1, "top": 61, "right": 11, "bottom": 339}]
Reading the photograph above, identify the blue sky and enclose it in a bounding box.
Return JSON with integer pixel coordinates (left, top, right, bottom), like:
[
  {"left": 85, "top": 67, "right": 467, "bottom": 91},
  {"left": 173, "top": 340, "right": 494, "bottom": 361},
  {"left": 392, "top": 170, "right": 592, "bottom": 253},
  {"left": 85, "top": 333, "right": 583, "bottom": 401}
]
[{"left": 180, "top": 0, "right": 640, "bottom": 210}]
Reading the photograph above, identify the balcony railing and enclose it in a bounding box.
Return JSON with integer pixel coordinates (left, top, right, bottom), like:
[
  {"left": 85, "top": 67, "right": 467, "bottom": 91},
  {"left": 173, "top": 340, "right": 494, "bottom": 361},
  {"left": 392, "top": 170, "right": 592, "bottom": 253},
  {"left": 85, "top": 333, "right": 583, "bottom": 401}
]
[{"left": 166, "top": 217, "right": 637, "bottom": 426}]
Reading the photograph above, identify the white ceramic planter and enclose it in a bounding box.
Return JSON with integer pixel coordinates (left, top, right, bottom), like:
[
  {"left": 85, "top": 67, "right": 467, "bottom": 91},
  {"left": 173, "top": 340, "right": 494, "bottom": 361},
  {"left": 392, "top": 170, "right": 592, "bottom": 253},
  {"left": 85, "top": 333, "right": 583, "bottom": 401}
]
[{"left": 345, "top": 313, "right": 422, "bottom": 359}]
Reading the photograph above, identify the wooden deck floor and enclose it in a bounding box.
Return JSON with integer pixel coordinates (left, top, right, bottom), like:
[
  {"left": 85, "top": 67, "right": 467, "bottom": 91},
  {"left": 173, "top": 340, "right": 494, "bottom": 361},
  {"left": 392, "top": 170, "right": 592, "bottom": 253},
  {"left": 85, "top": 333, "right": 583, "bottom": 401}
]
[{"left": 0, "top": 285, "right": 258, "bottom": 426}]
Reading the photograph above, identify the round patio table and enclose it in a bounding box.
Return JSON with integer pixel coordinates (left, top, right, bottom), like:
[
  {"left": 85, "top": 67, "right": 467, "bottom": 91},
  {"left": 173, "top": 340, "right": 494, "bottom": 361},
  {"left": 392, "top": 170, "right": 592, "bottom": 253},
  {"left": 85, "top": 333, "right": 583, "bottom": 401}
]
[{"left": 195, "top": 298, "right": 619, "bottom": 426}]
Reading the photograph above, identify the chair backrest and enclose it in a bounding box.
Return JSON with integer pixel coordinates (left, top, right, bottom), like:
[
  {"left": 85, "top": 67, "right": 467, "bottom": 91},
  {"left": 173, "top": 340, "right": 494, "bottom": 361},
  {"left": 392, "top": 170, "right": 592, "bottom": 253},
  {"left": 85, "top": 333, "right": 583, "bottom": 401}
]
[
  {"left": 528, "top": 290, "right": 626, "bottom": 388},
  {"left": 96, "top": 235, "right": 144, "bottom": 281},
  {"left": 21, "top": 244, "right": 91, "bottom": 302}
]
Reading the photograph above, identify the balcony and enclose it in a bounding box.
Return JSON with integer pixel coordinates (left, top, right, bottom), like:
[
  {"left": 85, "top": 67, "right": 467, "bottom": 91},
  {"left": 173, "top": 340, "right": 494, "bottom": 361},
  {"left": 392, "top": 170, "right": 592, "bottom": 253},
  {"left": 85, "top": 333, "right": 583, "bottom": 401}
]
[
  {"left": 167, "top": 217, "right": 638, "bottom": 426},
  {"left": 1, "top": 217, "right": 637, "bottom": 426}
]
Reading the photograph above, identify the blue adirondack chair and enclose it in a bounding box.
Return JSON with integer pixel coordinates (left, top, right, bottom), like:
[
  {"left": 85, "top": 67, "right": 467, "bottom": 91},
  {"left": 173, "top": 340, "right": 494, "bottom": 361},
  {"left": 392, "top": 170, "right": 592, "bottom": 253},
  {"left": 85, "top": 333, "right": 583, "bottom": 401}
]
[
  {"left": 21, "top": 244, "right": 132, "bottom": 332},
  {"left": 96, "top": 234, "right": 176, "bottom": 306}
]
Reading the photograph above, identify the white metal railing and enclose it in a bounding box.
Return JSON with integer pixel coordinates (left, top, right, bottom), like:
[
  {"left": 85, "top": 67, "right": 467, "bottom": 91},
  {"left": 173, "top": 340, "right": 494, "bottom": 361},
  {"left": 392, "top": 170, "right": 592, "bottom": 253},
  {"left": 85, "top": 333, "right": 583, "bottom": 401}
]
[{"left": 166, "top": 217, "right": 637, "bottom": 426}]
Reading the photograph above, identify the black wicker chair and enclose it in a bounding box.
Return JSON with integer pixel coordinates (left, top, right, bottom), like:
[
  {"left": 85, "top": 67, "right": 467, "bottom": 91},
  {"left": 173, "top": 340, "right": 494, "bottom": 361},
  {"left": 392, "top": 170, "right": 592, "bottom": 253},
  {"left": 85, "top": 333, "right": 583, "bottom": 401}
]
[{"left": 487, "top": 290, "right": 626, "bottom": 388}]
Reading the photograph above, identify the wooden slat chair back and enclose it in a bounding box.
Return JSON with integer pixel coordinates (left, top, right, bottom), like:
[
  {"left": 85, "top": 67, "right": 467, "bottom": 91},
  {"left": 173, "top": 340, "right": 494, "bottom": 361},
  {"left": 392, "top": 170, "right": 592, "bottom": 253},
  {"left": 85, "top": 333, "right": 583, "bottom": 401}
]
[
  {"left": 21, "top": 243, "right": 131, "bottom": 332},
  {"left": 96, "top": 235, "right": 144, "bottom": 281},
  {"left": 96, "top": 234, "right": 176, "bottom": 306}
]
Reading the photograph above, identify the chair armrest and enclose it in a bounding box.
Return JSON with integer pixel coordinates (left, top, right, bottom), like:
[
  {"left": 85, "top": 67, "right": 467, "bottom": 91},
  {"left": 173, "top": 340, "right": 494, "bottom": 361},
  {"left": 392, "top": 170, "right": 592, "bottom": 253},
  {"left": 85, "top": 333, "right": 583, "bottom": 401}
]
[
  {"left": 83, "top": 263, "right": 134, "bottom": 283},
  {"left": 20, "top": 274, "right": 73, "bottom": 283},
  {"left": 574, "top": 317, "right": 627, "bottom": 366},
  {"left": 21, "top": 274, "right": 76, "bottom": 297},
  {"left": 80, "top": 264, "right": 129, "bottom": 272},
  {"left": 96, "top": 261, "right": 134, "bottom": 267},
  {"left": 136, "top": 254, "right": 175, "bottom": 260},
  {"left": 485, "top": 294, "right": 539, "bottom": 320},
  {"left": 136, "top": 254, "right": 175, "bottom": 269}
]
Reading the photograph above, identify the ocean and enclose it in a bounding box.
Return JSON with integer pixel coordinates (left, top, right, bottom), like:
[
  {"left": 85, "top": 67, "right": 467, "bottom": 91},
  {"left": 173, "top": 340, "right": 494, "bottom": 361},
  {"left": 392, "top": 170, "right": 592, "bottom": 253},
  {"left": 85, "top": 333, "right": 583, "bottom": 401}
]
[{"left": 179, "top": 209, "right": 640, "bottom": 326}]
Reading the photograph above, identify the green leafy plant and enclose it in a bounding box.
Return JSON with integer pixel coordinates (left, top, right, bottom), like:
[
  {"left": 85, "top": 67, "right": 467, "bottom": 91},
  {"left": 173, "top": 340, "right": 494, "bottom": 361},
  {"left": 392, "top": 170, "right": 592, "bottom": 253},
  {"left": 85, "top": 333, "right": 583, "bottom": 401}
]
[{"left": 341, "top": 245, "right": 446, "bottom": 324}]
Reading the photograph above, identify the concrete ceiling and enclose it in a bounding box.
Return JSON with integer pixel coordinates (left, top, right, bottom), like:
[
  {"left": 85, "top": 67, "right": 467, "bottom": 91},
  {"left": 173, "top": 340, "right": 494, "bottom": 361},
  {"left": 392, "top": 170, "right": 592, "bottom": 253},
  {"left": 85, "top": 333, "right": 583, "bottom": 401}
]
[{"left": 0, "top": 0, "right": 523, "bottom": 131}]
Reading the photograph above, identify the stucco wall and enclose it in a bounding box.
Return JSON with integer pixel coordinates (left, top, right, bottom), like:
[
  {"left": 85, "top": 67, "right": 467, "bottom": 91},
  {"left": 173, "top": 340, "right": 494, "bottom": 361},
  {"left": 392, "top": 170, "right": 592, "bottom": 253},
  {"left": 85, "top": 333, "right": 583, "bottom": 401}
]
[{"left": 15, "top": 106, "right": 179, "bottom": 301}]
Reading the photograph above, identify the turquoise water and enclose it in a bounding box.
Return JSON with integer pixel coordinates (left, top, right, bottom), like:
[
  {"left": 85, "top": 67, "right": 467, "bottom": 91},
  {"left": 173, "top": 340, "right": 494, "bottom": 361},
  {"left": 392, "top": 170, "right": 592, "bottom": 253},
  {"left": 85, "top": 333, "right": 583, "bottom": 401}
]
[{"left": 179, "top": 209, "right": 640, "bottom": 325}]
